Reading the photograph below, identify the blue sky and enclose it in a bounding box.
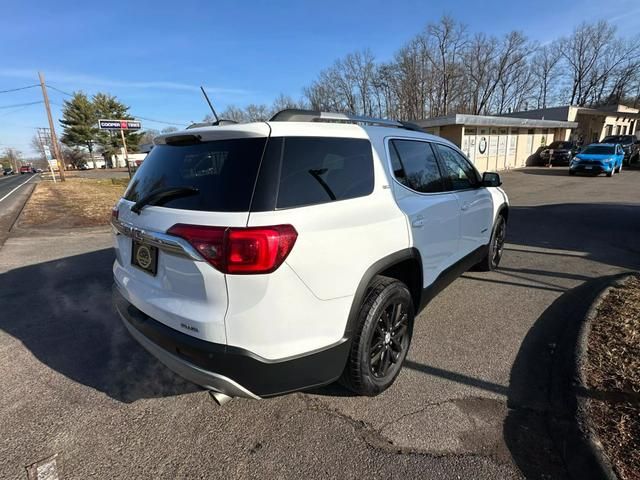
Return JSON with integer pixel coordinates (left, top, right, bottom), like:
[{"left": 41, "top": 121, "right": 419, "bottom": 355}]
[{"left": 1, "top": 0, "right": 639, "bottom": 156}]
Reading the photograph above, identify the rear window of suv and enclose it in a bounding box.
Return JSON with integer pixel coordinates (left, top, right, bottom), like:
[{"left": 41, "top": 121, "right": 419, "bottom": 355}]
[
  {"left": 275, "top": 137, "right": 374, "bottom": 209},
  {"left": 123, "top": 138, "right": 267, "bottom": 212}
]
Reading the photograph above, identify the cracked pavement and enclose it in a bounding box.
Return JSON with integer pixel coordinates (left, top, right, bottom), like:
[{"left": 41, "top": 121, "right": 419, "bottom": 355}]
[{"left": 1, "top": 167, "right": 639, "bottom": 479}]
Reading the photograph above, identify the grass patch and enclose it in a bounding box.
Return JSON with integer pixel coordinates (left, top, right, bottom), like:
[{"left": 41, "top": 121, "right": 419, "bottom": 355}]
[
  {"left": 19, "top": 177, "right": 127, "bottom": 229},
  {"left": 584, "top": 275, "right": 640, "bottom": 480}
]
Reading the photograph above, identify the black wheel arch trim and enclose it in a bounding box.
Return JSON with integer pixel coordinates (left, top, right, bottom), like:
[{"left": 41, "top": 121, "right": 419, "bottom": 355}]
[
  {"left": 343, "top": 248, "right": 423, "bottom": 339},
  {"left": 497, "top": 203, "right": 509, "bottom": 222}
]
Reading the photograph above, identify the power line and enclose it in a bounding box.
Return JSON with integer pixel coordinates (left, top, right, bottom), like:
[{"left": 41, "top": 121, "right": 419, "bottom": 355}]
[
  {"left": 133, "top": 114, "right": 188, "bottom": 127},
  {"left": 0, "top": 101, "right": 43, "bottom": 109},
  {"left": 0, "top": 84, "right": 39, "bottom": 94},
  {"left": 0, "top": 103, "right": 43, "bottom": 118},
  {"left": 47, "top": 85, "right": 73, "bottom": 97}
]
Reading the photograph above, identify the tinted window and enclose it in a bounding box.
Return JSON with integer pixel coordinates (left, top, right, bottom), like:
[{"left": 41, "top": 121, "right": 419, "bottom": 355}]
[
  {"left": 434, "top": 144, "right": 480, "bottom": 191},
  {"left": 602, "top": 136, "right": 633, "bottom": 145},
  {"left": 582, "top": 145, "right": 616, "bottom": 155},
  {"left": 276, "top": 137, "right": 374, "bottom": 209},
  {"left": 124, "top": 138, "right": 266, "bottom": 212},
  {"left": 548, "top": 141, "right": 573, "bottom": 149},
  {"left": 390, "top": 140, "right": 443, "bottom": 193}
]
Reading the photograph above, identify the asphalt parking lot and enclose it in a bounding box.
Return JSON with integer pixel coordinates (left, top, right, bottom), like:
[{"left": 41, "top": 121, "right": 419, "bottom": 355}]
[{"left": 1, "top": 167, "right": 639, "bottom": 479}]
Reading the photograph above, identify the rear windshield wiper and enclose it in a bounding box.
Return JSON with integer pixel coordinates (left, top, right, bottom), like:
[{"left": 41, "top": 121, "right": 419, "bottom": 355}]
[
  {"left": 130, "top": 186, "right": 199, "bottom": 214},
  {"left": 308, "top": 169, "right": 336, "bottom": 201}
]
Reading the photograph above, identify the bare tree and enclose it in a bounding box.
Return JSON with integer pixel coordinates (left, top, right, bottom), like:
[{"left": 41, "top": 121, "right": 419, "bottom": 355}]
[
  {"left": 560, "top": 21, "right": 616, "bottom": 105},
  {"left": 531, "top": 42, "right": 563, "bottom": 108},
  {"left": 422, "top": 16, "right": 467, "bottom": 115}
]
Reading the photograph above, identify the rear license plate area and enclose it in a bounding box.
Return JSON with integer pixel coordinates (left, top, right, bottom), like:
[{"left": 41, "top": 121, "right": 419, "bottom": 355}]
[{"left": 131, "top": 240, "right": 158, "bottom": 276}]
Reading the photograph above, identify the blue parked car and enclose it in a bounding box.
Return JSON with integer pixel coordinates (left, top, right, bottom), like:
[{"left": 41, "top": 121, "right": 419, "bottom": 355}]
[{"left": 569, "top": 143, "right": 624, "bottom": 177}]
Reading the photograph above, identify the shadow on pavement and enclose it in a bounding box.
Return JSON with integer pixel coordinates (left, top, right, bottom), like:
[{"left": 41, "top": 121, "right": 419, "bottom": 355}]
[
  {"left": 308, "top": 361, "right": 510, "bottom": 398},
  {"left": 516, "top": 168, "right": 575, "bottom": 176},
  {"left": 503, "top": 274, "right": 627, "bottom": 480},
  {"left": 508, "top": 203, "right": 640, "bottom": 271},
  {"left": 0, "top": 248, "right": 200, "bottom": 403}
]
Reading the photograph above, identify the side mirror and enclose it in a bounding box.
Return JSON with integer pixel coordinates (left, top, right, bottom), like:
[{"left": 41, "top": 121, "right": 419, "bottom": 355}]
[{"left": 482, "top": 172, "right": 502, "bottom": 187}]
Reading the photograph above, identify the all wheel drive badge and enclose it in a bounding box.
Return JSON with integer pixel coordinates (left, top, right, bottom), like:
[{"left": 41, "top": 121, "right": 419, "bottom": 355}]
[{"left": 136, "top": 245, "right": 153, "bottom": 269}]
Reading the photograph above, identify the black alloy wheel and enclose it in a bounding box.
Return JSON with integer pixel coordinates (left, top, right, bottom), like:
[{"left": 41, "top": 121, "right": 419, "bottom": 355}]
[
  {"left": 369, "top": 301, "right": 410, "bottom": 379},
  {"left": 492, "top": 216, "right": 506, "bottom": 267},
  {"left": 341, "top": 276, "right": 414, "bottom": 396}
]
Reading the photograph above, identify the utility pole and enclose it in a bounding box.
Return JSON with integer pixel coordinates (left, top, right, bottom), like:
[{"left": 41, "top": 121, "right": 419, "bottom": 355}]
[{"left": 38, "top": 72, "right": 65, "bottom": 182}]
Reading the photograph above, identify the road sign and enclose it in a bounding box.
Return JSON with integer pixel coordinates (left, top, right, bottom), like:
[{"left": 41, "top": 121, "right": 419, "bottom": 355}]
[
  {"left": 42, "top": 145, "right": 52, "bottom": 161},
  {"left": 98, "top": 119, "right": 142, "bottom": 130}
]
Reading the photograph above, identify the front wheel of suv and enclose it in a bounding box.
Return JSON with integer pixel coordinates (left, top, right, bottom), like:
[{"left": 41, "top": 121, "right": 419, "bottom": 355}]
[
  {"left": 341, "top": 276, "right": 414, "bottom": 396},
  {"left": 475, "top": 215, "right": 506, "bottom": 272}
]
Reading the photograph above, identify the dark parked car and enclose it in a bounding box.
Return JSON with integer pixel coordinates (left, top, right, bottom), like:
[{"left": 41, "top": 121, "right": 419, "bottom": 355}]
[
  {"left": 600, "top": 135, "right": 639, "bottom": 165},
  {"left": 539, "top": 141, "right": 578, "bottom": 166},
  {"left": 3, "top": 168, "right": 14, "bottom": 176}
]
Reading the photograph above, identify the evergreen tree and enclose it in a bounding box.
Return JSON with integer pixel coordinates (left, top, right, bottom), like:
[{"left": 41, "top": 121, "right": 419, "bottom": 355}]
[{"left": 59, "top": 92, "right": 99, "bottom": 168}]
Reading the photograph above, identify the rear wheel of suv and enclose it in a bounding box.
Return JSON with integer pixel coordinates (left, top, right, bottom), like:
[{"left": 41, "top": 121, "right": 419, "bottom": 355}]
[
  {"left": 341, "top": 276, "right": 414, "bottom": 396},
  {"left": 475, "top": 215, "right": 506, "bottom": 271}
]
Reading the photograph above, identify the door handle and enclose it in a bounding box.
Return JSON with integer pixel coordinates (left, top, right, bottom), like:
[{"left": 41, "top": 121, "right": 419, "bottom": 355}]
[{"left": 411, "top": 217, "right": 424, "bottom": 228}]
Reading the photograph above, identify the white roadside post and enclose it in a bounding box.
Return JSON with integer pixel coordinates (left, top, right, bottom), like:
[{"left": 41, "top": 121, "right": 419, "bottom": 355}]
[
  {"left": 120, "top": 128, "right": 131, "bottom": 178},
  {"left": 43, "top": 144, "right": 56, "bottom": 183}
]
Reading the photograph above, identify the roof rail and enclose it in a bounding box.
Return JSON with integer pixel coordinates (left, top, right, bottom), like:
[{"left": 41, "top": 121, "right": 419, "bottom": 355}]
[{"left": 269, "top": 109, "right": 423, "bottom": 132}]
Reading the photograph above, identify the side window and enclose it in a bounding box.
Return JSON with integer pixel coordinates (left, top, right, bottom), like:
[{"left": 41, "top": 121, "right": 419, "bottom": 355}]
[
  {"left": 389, "top": 140, "right": 443, "bottom": 193},
  {"left": 434, "top": 144, "right": 480, "bottom": 191},
  {"left": 276, "top": 137, "right": 374, "bottom": 209}
]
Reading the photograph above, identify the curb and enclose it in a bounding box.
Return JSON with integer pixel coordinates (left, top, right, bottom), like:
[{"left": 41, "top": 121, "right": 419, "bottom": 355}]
[
  {"left": 551, "top": 274, "right": 636, "bottom": 480},
  {"left": 573, "top": 274, "right": 636, "bottom": 480}
]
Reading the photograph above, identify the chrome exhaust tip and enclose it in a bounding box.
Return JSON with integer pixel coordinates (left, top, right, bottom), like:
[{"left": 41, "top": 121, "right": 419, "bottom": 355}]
[{"left": 209, "top": 391, "right": 233, "bottom": 405}]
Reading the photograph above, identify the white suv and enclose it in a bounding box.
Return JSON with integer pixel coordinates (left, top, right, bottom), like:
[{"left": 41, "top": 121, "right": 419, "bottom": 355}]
[{"left": 112, "top": 110, "right": 509, "bottom": 401}]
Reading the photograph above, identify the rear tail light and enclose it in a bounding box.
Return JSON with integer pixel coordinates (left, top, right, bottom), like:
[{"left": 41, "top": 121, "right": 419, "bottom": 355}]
[
  {"left": 111, "top": 206, "right": 119, "bottom": 220},
  {"left": 167, "top": 224, "right": 297, "bottom": 274}
]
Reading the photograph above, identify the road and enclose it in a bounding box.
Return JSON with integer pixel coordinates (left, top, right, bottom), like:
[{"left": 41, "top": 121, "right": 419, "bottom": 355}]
[
  {"left": 0, "top": 167, "right": 638, "bottom": 479},
  {"left": 0, "top": 173, "right": 39, "bottom": 246}
]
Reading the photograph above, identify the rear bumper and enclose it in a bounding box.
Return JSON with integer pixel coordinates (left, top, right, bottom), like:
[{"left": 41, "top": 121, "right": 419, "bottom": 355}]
[{"left": 113, "top": 285, "right": 350, "bottom": 398}]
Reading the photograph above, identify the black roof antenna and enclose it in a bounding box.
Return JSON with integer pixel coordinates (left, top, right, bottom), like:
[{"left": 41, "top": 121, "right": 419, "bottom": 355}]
[
  {"left": 187, "top": 86, "right": 237, "bottom": 129},
  {"left": 200, "top": 86, "right": 219, "bottom": 122}
]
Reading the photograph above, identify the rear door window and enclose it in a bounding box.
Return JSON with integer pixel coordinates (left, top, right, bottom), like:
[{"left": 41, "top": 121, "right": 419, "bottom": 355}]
[
  {"left": 276, "top": 137, "right": 374, "bottom": 209},
  {"left": 124, "top": 138, "right": 267, "bottom": 212},
  {"left": 433, "top": 143, "right": 481, "bottom": 191},
  {"left": 389, "top": 139, "right": 444, "bottom": 193}
]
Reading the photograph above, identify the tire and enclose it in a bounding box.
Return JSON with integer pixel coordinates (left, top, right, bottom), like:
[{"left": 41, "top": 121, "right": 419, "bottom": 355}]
[
  {"left": 341, "top": 276, "right": 414, "bottom": 396},
  {"left": 475, "top": 215, "right": 507, "bottom": 272},
  {"left": 607, "top": 169, "right": 613, "bottom": 177},
  {"left": 569, "top": 170, "right": 575, "bottom": 175}
]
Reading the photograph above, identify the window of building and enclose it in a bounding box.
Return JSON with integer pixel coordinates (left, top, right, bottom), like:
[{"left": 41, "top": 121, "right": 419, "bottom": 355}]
[{"left": 605, "top": 125, "right": 613, "bottom": 137}]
